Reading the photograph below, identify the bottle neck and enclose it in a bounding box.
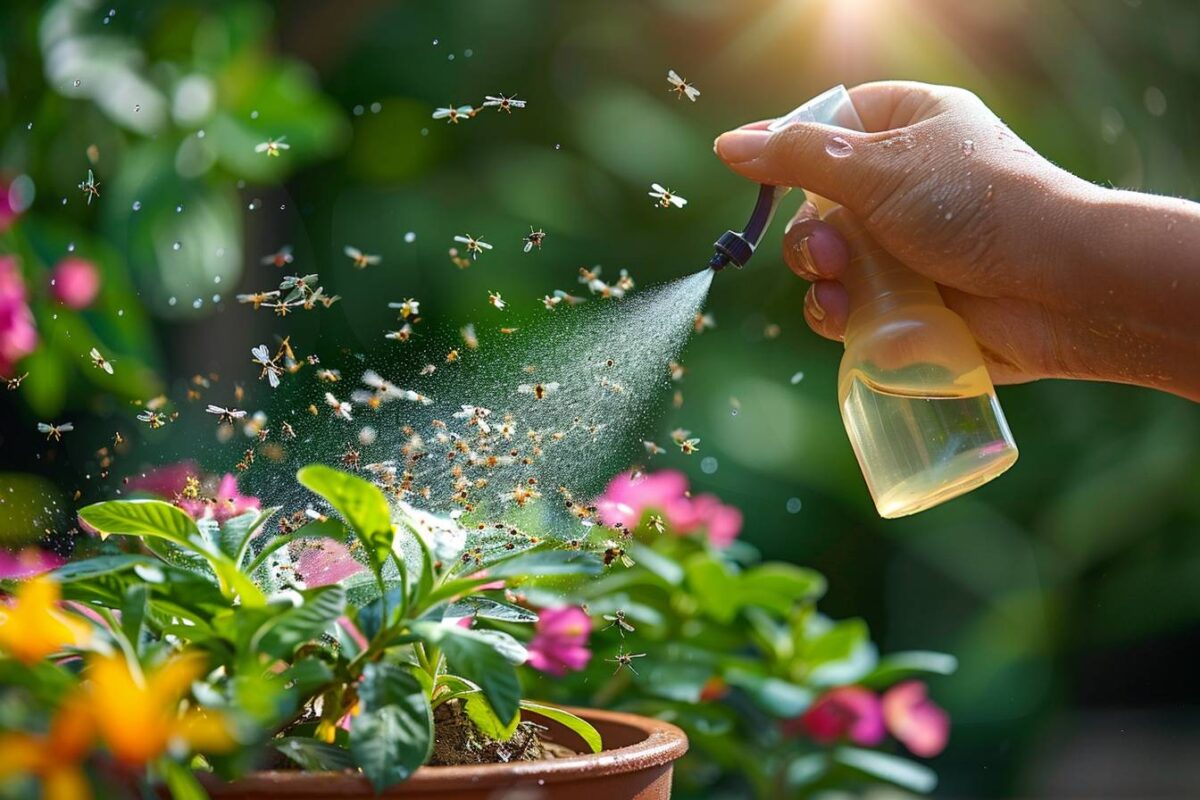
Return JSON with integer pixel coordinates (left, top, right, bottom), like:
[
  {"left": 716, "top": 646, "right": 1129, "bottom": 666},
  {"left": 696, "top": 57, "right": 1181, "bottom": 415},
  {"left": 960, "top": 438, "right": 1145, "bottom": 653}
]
[{"left": 843, "top": 242, "right": 943, "bottom": 335}]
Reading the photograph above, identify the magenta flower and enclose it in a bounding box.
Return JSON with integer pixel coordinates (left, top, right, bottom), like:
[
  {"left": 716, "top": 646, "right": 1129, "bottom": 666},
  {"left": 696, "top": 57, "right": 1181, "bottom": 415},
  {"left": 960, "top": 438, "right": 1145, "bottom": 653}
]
[
  {"left": 0, "top": 548, "right": 63, "bottom": 580},
  {"left": 0, "top": 255, "right": 38, "bottom": 376},
  {"left": 788, "top": 686, "right": 885, "bottom": 746},
  {"left": 526, "top": 606, "right": 592, "bottom": 677},
  {"left": 882, "top": 680, "right": 950, "bottom": 757},
  {"left": 295, "top": 539, "right": 365, "bottom": 587},
  {"left": 128, "top": 462, "right": 260, "bottom": 522},
  {"left": 50, "top": 257, "right": 100, "bottom": 310},
  {"left": 596, "top": 470, "right": 742, "bottom": 547}
]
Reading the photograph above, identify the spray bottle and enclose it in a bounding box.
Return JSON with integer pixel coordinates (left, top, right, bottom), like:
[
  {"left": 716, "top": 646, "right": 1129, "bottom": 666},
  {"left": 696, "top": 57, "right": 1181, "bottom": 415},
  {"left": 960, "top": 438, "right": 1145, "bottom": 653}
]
[{"left": 710, "top": 85, "right": 1018, "bottom": 518}]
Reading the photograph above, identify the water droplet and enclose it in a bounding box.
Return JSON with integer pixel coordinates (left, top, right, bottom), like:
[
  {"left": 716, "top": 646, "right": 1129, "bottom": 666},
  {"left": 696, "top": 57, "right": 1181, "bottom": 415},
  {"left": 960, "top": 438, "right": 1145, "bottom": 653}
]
[
  {"left": 250, "top": 110, "right": 259, "bottom": 120},
  {"left": 790, "top": 371, "right": 805, "bottom": 384},
  {"left": 554, "top": 143, "right": 561, "bottom": 150},
  {"left": 432, "top": 38, "right": 439, "bottom": 45},
  {"left": 447, "top": 54, "right": 455, "bottom": 61},
  {"left": 944, "top": 211, "right": 954, "bottom": 221},
  {"left": 786, "top": 497, "right": 802, "bottom": 513},
  {"left": 280, "top": 204, "right": 286, "bottom": 210},
  {"left": 175, "top": 204, "right": 183, "bottom": 213},
  {"left": 213, "top": 275, "right": 222, "bottom": 284},
  {"left": 824, "top": 136, "right": 853, "bottom": 158},
  {"left": 216, "top": 247, "right": 226, "bottom": 257},
  {"left": 172, "top": 241, "right": 181, "bottom": 250},
  {"left": 168, "top": 296, "right": 177, "bottom": 306},
  {"left": 117, "top": 308, "right": 124, "bottom": 317},
  {"left": 404, "top": 231, "right": 416, "bottom": 243},
  {"left": 1143, "top": 86, "right": 1167, "bottom": 117},
  {"left": 192, "top": 298, "right": 202, "bottom": 309},
  {"left": 353, "top": 104, "right": 364, "bottom": 116},
  {"left": 248, "top": 200, "right": 259, "bottom": 211},
  {"left": 212, "top": 294, "right": 221, "bottom": 303},
  {"left": 73, "top": 79, "right": 81, "bottom": 87},
  {"left": 464, "top": 49, "right": 473, "bottom": 58},
  {"left": 370, "top": 102, "right": 382, "bottom": 113},
  {"left": 61, "top": 197, "right": 68, "bottom": 206},
  {"left": 67, "top": 242, "right": 75, "bottom": 252},
  {"left": 132, "top": 200, "right": 141, "bottom": 211},
  {"left": 961, "top": 139, "right": 975, "bottom": 156},
  {"left": 420, "top": 128, "right": 429, "bottom": 136},
  {"left": 196, "top": 129, "right": 205, "bottom": 138},
  {"left": 26, "top": 122, "right": 32, "bottom": 130},
  {"left": 700, "top": 456, "right": 719, "bottom": 474}
]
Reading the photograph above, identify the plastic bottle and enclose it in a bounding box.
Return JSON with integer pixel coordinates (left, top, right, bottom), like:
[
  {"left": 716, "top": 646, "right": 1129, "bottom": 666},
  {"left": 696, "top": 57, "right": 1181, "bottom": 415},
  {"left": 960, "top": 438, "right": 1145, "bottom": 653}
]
[{"left": 772, "top": 87, "right": 1018, "bottom": 517}]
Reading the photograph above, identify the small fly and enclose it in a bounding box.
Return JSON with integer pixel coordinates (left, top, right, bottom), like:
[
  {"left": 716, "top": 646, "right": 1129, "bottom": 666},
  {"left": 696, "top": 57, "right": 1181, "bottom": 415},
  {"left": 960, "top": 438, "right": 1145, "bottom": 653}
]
[
  {"left": 432, "top": 104, "right": 475, "bottom": 124},
  {"left": 453, "top": 234, "right": 493, "bottom": 260},
  {"left": 522, "top": 227, "right": 546, "bottom": 253},
  {"left": 487, "top": 291, "right": 506, "bottom": 310},
  {"left": 481, "top": 94, "right": 527, "bottom": 113},
  {"left": 89, "top": 347, "right": 114, "bottom": 375},
  {"left": 250, "top": 344, "right": 282, "bottom": 388},
  {"left": 607, "top": 647, "right": 647, "bottom": 675},
  {"left": 344, "top": 246, "right": 381, "bottom": 269},
  {"left": 603, "top": 610, "right": 636, "bottom": 636},
  {"left": 260, "top": 246, "right": 294, "bottom": 268},
  {"left": 4, "top": 372, "right": 28, "bottom": 390},
  {"left": 78, "top": 169, "right": 101, "bottom": 205},
  {"left": 324, "top": 392, "right": 353, "bottom": 421},
  {"left": 205, "top": 405, "right": 247, "bottom": 425},
  {"left": 254, "top": 136, "right": 290, "bottom": 157},
  {"left": 667, "top": 70, "right": 701, "bottom": 102},
  {"left": 517, "top": 382, "right": 559, "bottom": 400},
  {"left": 649, "top": 183, "right": 687, "bottom": 209},
  {"left": 38, "top": 422, "right": 74, "bottom": 441}
]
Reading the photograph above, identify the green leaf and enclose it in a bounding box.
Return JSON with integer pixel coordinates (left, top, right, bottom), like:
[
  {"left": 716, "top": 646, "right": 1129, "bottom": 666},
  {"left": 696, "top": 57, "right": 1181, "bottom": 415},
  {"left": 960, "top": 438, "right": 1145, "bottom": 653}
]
[
  {"left": 723, "top": 667, "right": 813, "bottom": 717},
  {"left": 298, "top": 465, "right": 393, "bottom": 575},
  {"left": 413, "top": 622, "right": 521, "bottom": 724},
  {"left": 833, "top": 747, "right": 937, "bottom": 793},
  {"left": 786, "top": 754, "right": 828, "bottom": 788},
  {"left": 219, "top": 507, "right": 277, "bottom": 565},
  {"left": 803, "top": 618, "right": 878, "bottom": 687},
  {"left": 273, "top": 737, "right": 355, "bottom": 771},
  {"left": 738, "top": 564, "right": 826, "bottom": 610},
  {"left": 51, "top": 554, "right": 157, "bottom": 582},
  {"left": 445, "top": 597, "right": 537, "bottom": 623},
  {"left": 121, "top": 584, "right": 148, "bottom": 647},
  {"left": 158, "top": 757, "right": 207, "bottom": 800},
  {"left": 684, "top": 554, "right": 739, "bottom": 623},
  {"left": 860, "top": 651, "right": 959, "bottom": 688},
  {"left": 350, "top": 663, "right": 433, "bottom": 792},
  {"left": 78, "top": 499, "right": 200, "bottom": 545},
  {"left": 253, "top": 585, "right": 346, "bottom": 659},
  {"left": 520, "top": 701, "right": 602, "bottom": 753},
  {"left": 462, "top": 691, "right": 520, "bottom": 742}
]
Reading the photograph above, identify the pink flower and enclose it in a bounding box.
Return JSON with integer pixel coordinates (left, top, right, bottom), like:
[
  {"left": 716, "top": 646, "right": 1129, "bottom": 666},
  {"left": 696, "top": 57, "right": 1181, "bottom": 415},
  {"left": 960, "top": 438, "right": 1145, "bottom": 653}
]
[
  {"left": 596, "top": 470, "right": 742, "bottom": 547},
  {"left": 526, "top": 606, "right": 592, "bottom": 677},
  {"left": 128, "top": 462, "right": 260, "bottom": 522},
  {"left": 296, "top": 539, "right": 365, "bottom": 587},
  {"left": 883, "top": 681, "right": 950, "bottom": 757},
  {"left": 50, "top": 257, "right": 100, "bottom": 310},
  {"left": 0, "top": 255, "right": 38, "bottom": 376},
  {"left": 787, "top": 686, "right": 885, "bottom": 746},
  {"left": 0, "top": 548, "right": 63, "bottom": 580}
]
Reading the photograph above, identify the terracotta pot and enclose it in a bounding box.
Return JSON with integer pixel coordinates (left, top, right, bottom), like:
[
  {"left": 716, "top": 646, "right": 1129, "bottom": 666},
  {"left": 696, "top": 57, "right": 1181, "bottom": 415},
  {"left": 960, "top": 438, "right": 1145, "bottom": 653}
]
[{"left": 202, "top": 706, "right": 688, "bottom": 800}]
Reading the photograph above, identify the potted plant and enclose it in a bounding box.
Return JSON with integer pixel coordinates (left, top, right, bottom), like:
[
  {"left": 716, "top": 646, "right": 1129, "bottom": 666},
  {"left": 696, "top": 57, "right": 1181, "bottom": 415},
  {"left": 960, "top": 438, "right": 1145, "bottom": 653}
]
[{"left": 0, "top": 465, "right": 687, "bottom": 799}]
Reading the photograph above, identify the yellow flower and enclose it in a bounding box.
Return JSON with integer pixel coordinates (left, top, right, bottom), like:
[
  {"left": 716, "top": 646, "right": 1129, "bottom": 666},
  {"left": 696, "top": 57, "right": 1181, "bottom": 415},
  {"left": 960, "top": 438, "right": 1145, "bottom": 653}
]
[
  {"left": 0, "top": 692, "right": 95, "bottom": 800},
  {"left": 0, "top": 576, "right": 90, "bottom": 664},
  {"left": 88, "top": 652, "right": 236, "bottom": 767}
]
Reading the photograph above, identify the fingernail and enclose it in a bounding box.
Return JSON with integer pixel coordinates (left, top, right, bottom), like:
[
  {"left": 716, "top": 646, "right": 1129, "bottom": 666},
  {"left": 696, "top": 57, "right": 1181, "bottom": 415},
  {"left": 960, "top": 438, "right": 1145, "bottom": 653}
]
[
  {"left": 715, "top": 130, "right": 770, "bottom": 163},
  {"left": 794, "top": 235, "right": 817, "bottom": 276},
  {"left": 805, "top": 286, "right": 826, "bottom": 321},
  {"left": 712, "top": 136, "right": 720, "bottom": 155}
]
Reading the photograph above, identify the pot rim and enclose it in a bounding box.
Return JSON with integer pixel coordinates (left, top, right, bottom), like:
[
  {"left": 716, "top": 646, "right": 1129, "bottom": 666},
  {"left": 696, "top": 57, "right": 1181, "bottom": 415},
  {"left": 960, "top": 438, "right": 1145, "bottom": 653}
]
[{"left": 208, "top": 705, "right": 688, "bottom": 793}]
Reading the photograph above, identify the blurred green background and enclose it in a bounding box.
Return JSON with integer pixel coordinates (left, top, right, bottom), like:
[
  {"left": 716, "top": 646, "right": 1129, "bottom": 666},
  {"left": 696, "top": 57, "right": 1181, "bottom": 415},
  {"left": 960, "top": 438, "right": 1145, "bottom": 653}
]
[{"left": 2, "top": 0, "right": 1199, "bottom": 796}]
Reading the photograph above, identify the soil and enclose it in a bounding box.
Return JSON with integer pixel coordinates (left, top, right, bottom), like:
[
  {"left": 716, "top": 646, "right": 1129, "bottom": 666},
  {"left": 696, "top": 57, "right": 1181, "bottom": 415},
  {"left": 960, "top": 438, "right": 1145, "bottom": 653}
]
[{"left": 430, "top": 700, "right": 575, "bottom": 766}]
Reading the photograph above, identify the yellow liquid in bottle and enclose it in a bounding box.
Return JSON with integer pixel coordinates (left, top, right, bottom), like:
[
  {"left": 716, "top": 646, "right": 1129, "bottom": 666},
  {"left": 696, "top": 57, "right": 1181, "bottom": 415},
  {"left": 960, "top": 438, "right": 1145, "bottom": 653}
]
[{"left": 840, "top": 367, "right": 1018, "bottom": 518}]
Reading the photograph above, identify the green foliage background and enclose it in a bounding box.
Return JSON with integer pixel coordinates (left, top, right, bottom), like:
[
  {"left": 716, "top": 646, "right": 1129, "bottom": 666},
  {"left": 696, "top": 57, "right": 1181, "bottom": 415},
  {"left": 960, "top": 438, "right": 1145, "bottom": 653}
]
[{"left": 1, "top": 0, "right": 1198, "bottom": 796}]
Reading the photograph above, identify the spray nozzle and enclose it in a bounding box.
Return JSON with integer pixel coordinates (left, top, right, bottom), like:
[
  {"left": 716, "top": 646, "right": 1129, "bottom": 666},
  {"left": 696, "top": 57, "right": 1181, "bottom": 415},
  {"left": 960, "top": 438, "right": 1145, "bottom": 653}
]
[{"left": 710, "top": 85, "right": 862, "bottom": 272}]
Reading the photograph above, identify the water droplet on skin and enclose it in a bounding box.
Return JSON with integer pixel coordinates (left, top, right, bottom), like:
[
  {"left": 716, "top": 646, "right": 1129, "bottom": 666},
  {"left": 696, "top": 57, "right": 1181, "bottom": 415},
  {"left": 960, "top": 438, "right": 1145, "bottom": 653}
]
[
  {"left": 944, "top": 211, "right": 954, "bottom": 221},
  {"left": 172, "top": 241, "right": 181, "bottom": 250},
  {"left": 961, "top": 139, "right": 975, "bottom": 156},
  {"left": 825, "top": 136, "right": 853, "bottom": 158},
  {"left": 405, "top": 232, "right": 416, "bottom": 243},
  {"left": 790, "top": 371, "right": 805, "bottom": 384},
  {"left": 786, "top": 497, "right": 802, "bottom": 513}
]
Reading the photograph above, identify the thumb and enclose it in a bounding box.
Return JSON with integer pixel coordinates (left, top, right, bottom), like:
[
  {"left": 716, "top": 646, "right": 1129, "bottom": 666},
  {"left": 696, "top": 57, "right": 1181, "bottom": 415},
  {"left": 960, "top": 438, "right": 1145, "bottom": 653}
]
[{"left": 715, "top": 122, "right": 904, "bottom": 216}]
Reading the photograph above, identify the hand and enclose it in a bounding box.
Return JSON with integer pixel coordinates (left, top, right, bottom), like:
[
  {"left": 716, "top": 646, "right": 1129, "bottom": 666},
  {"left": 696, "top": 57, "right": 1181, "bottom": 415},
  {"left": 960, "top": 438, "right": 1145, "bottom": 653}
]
[{"left": 715, "top": 81, "right": 1200, "bottom": 399}]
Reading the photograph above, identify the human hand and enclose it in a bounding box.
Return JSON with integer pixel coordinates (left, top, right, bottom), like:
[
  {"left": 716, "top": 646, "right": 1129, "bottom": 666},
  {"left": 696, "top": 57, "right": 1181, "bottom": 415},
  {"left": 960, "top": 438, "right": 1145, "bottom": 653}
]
[{"left": 715, "top": 81, "right": 1200, "bottom": 399}]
